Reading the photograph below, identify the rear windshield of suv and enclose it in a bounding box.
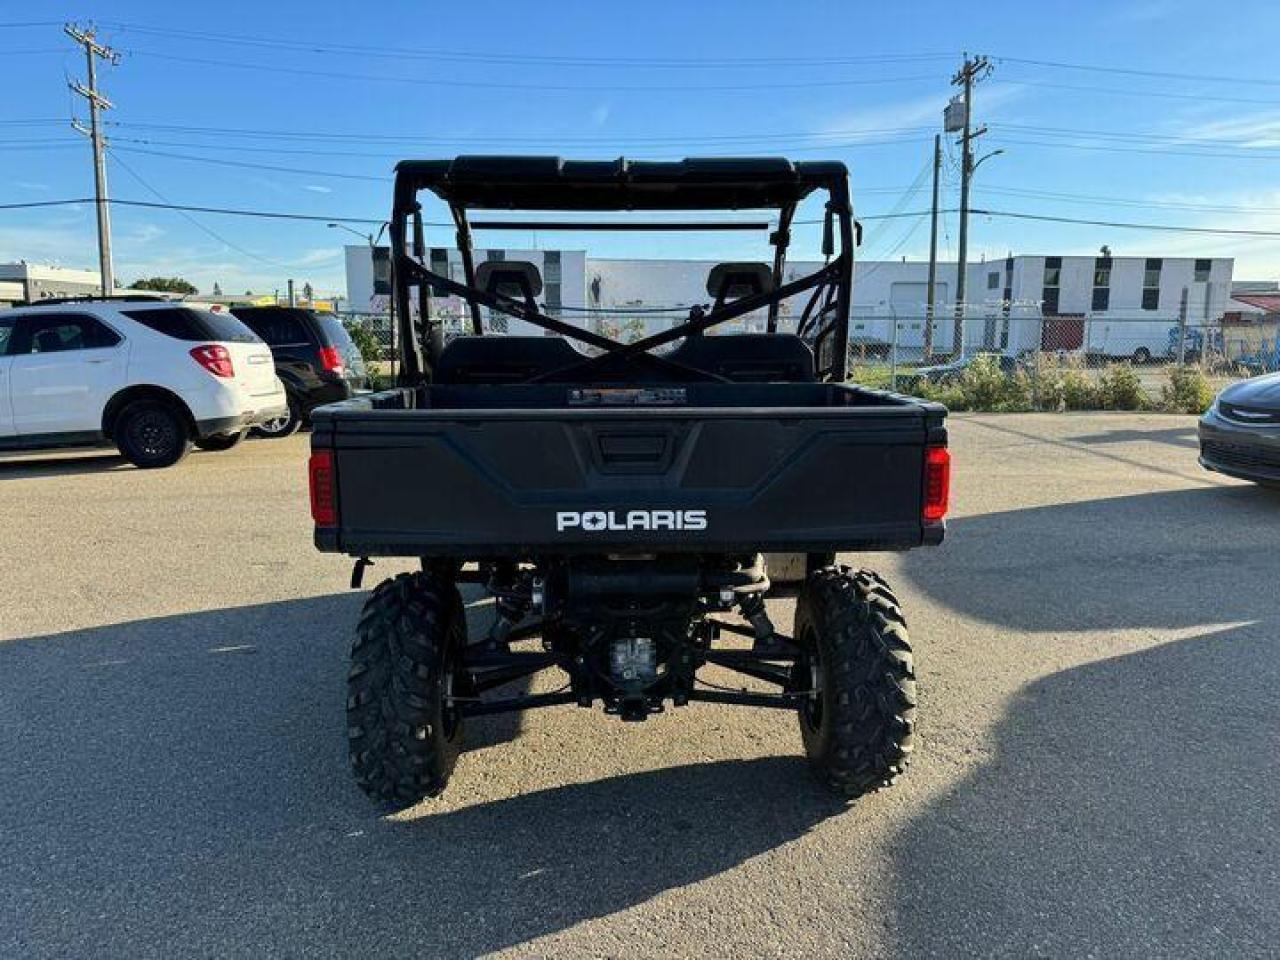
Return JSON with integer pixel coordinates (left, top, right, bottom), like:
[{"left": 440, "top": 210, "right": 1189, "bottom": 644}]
[
  {"left": 122, "top": 307, "right": 261, "bottom": 343},
  {"left": 317, "top": 315, "right": 359, "bottom": 350}
]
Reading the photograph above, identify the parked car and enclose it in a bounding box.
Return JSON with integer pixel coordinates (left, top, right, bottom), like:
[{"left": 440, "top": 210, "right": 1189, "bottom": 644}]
[
  {"left": 1199, "top": 371, "right": 1280, "bottom": 487},
  {"left": 0, "top": 297, "right": 287, "bottom": 468},
  {"left": 229, "top": 307, "right": 369, "bottom": 437}
]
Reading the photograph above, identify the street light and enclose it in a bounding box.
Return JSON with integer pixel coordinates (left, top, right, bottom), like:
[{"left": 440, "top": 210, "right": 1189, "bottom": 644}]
[
  {"left": 972, "top": 148, "right": 1004, "bottom": 174},
  {"left": 327, "top": 222, "right": 373, "bottom": 246}
]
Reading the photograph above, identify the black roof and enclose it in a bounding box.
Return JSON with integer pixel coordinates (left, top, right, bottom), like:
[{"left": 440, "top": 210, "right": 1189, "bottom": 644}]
[{"left": 394, "top": 156, "right": 847, "bottom": 211}]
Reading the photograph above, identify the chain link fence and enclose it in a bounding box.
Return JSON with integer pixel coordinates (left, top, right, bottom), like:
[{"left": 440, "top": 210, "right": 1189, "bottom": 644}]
[
  {"left": 846, "top": 309, "right": 1275, "bottom": 403},
  {"left": 335, "top": 306, "right": 1275, "bottom": 410}
]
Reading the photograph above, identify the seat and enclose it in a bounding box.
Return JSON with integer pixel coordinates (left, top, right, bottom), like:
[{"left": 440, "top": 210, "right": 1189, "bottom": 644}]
[
  {"left": 435, "top": 335, "right": 586, "bottom": 384},
  {"left": 34, "top": 329, "right": 66, "bottom": 353},
  {"left": 665, "top": 333, "right": 816, "bottom": 382}
]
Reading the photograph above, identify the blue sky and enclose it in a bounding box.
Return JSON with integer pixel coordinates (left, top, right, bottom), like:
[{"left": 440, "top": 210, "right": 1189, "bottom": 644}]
[{"left": 5, "top": 0, "right": 1280, "bottom": 296}]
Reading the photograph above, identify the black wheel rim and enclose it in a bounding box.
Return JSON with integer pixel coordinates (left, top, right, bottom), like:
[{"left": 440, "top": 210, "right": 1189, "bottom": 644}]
[
  {"left": 129, "top": 411, "right": 178, "bottom": 458},
  {"left": 797, "top": 627, "right": 825, "bottom": 732}
]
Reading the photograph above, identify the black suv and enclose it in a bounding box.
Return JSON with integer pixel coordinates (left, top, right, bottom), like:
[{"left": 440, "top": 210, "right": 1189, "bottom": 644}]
[{"left": 229, "top": 307, "right": 369, "bottom": 437}]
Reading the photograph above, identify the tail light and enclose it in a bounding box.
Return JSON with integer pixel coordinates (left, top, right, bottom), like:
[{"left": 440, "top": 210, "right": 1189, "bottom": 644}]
[
  {"left": 189, "top": 344, "right": 235, "bottom": 378},
  {"left": 317, "top": 345, "right": 344, "bottom": 374},
  {"left": 923, "top": 444, "right": 951, "bottom": 523},
  {"left": 309, "top": 449, "right": 336, "bottom": 526}
]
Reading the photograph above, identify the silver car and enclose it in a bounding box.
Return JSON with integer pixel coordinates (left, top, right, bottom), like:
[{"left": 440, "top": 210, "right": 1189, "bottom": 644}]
[{"left": 1199, "top": 372, "right": 1280, "bottom": 486}]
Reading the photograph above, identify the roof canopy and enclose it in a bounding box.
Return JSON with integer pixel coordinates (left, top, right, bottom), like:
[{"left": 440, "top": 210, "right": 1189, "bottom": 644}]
[{"left": 394, "top": 156, "right": 848, "bottom": 211}]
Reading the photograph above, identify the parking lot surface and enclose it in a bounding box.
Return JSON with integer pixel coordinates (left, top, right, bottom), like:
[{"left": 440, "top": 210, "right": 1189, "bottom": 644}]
[{"left": 2, "top": 413, "right": 1277, "bottom": 958}]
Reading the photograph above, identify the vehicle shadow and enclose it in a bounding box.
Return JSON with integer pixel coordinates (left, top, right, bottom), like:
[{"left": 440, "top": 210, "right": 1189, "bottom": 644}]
[
  {"left": 887, "top": 482, "right": 1280, "bottom": 955},
  {"left": 899, "top": 483, "right": 1280, "bottom": 633},
  {"left": 1069, "top": 425, "right": 1199, "bottom": 450},
  {"left": 888, "top": 622, "right": 1280, "bottom": 957},
  {"left": 0, "top": 449, "right": 129, "bottom": 479},
  {"left": 0, "top": 594, "right": 839, "bottom": 958}
]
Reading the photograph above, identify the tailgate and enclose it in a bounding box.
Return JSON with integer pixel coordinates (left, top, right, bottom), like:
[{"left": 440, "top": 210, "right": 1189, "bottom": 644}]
[
  {"left": 224, "top": 341, "right": 280, "bottom": 397},
  {"left": 313, "top": 403, "right": 945, "bottom": 556}
]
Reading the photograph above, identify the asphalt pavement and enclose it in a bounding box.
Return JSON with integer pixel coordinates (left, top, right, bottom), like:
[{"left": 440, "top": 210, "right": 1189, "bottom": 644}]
[{"left": 1, "top": 413, "right": 1277, "bottom": 958}]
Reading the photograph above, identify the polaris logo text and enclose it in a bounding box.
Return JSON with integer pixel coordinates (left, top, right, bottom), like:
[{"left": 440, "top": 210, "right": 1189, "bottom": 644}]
[{"left": 556, "top": 509, "right": 707, "bottom": 533}]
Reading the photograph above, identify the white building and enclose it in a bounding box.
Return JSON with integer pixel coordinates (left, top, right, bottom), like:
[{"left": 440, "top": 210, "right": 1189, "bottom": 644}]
[
  {"left": 0, "top": 262, "right": 103, "bottom": 305},
  {"left": 343, "top": 246, "right": 1233, "bottom": 359}
]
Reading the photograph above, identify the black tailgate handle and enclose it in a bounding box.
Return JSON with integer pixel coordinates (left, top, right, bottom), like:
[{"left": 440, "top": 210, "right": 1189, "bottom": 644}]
[{"left": 597, "top": 432, "right": 668, "bottom": 466}]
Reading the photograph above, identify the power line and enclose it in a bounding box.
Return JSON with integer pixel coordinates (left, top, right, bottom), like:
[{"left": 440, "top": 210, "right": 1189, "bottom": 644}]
[
  {"left": 992, "top": 78, "right": 1280, "bottom": 107},
  {"left": 0, "top": 198, "right": 93, "bottom": 211},
  {"left": 995, "top": 54, "right": 1280, "bottom": 89},
  {"left": 972, "top": 208, "right": 1280, "bottom": 238},
  {"left": 107, "top": 149, "right": 296, "bottom": 268},
  {"left": 124, "top": 49, "right": 937, "bottom": 93},
  {"left": 973, "top": 183, "right": 1280, "bottom": 216},
  {"left": 109, "top": 144, "right": 389, "bottom": 181},
  {"left": 99, "top": 20, "right": 953, "bottom": 69}
]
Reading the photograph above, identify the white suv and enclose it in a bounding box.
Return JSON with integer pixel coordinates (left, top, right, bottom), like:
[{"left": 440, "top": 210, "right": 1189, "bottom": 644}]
[{"left": 0, "top": 297, "right": 287, "bottom": 468}]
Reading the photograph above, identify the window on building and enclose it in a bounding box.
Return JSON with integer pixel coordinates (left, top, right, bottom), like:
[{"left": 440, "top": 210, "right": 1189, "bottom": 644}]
[
  {"left": 1194, "top": 258, "right": 1212, "bottom": 282},
  {"left": 543, "top": 250, "right": 562, "bottom": 283},
  {"left": 1091, "top": 256, "right": 1112, "bottom": 312},
  {"left": 486, "top": 249, "right": 505, "bottom": 262},
  {"left": 1042, "top": 257, "right": 1062, "bottom": 314},
  {"left": 987, "top": 272, "right": 1000, "bottom": 290},
  {"left": 429, "top": 247, "right": 450, "bottom": 297},
  {"left": 1142, "top": 258, "right": 1162, "bottom": 311},
  {"left": 545, "top": 282, "right": 562, "bottom": 309}
]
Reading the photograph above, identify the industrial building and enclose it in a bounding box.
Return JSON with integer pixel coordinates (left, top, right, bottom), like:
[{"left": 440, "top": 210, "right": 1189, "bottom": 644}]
[
  {"left": 0, "top": 262, "right": 103, "bottom": 306},
  {"left": 344, "top": 246, "right": 1233, "bottom": 360}
]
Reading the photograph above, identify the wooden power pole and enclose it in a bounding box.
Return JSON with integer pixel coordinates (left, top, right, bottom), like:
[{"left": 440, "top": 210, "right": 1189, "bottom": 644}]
[
  {"left": 951, "top": 53, "right": 991, "bottom": 357},
  {"left": 66, "top": 23, "right": 119, "bottom": 296},
  {"left": 924, "top": 134, "right": 941, "bottom": 361}
]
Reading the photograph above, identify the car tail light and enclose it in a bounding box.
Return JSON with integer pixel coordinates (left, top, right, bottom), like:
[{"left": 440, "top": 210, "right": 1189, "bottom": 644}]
[
  {"left": 309, "top": 449, "right": 336, "bottom": 526},
  {"left": 923, "top": 444, "right": 950, "bottom": 523},
  {"left": 317, "top": 345, "right": 344, "bottom": 374},
  {"left": 189, "top": 344, "right": 235, "bottom": 378}
]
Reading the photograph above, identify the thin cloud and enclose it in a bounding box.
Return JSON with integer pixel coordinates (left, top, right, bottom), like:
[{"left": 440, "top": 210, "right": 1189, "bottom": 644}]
[{"left": 302, "top": 184, "right": 333, "bottom": 194}]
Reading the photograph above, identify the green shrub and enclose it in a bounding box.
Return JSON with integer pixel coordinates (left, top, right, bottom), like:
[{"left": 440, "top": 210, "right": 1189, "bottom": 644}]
[
  {"left": 345, "top": 320, "right": 383, "bottom": 365},
  {"left": 1096, "top": 363, "right": 1148, "bottom": 410},
  {"left": 1019, "top": 353, "right": 1058, "bottom": 411},
  {"left": 1161, "top": 364, "right": 1214, "bottom": 414},
  {"left": 1060, "top": 363, "right": 1100, "bottom": 410}
]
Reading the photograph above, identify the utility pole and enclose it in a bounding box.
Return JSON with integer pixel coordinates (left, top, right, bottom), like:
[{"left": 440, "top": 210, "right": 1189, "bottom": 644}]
[
  {"left": 924, "top": 134, "right": 941, "bottom": 361},
  {"left": 66, "top": 23, "right": 119, "bottom": 296},
  {"left": 951, "top": 53, "right": 992, "bottom": 357}
]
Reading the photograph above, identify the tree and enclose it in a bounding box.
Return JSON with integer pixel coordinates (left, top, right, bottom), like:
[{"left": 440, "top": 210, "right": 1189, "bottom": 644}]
[
  {"left": 130, "top": 277, "right": 198, "bottom": 295},
  {"left": 212, "top": 282, "right": 223, "bottom": 296},
  {"left": 302, "top": 281, "right": 315, "bottom": 303}
]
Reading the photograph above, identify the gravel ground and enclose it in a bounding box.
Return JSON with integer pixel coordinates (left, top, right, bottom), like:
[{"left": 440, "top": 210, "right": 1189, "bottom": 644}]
[{"left": 1, "top": 413, "right": 1277, "bottom": 958}]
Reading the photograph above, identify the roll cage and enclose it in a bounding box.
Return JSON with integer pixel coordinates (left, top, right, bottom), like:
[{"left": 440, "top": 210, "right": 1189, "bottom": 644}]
[{"left": 389, "top": 156, "right": 855, "bottom": 384}]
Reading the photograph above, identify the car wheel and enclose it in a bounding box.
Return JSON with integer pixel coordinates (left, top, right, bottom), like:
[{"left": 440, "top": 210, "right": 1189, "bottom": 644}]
[
  {"left": 194, "top": 430, "right": 247, "bottom": 452},
  {"left": 252, "top": 400, "right": 302, "bottom": 439},
  {"left": 115, "top": 400, "right": 191, "bottom": 469},
  {"left": 1132, "top": 347, "right": 1152, "bottom": 364}
]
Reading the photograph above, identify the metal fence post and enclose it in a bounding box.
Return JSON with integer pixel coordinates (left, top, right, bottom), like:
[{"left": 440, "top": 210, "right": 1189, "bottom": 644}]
[
  {"left": 889, "top": 306, "right": 899, "bottom": 391},
  {"left": 1177, "top": 286, "right": 1189, "bottom": 365}
]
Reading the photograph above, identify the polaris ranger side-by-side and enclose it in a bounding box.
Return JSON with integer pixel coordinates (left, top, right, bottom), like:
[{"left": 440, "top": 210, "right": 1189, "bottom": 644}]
[{"left": 308, "top": 156, "right": 949, "bottom": 807}]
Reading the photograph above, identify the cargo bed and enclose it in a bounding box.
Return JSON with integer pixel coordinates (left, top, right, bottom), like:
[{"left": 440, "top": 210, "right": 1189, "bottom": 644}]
[{"left": 310, "top": 382, "right": 947, "bottom": 557}]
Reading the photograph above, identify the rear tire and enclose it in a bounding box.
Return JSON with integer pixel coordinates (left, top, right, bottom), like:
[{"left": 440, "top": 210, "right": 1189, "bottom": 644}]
[
  {"left": 793, "top": 566, "right": 916, "bottom": 800},
  {"left": 251, "top": 399, "right": 302, "bottom": 439},
  {"left": 1132, "top": 346, "right": 1152, "bottom": 364},
  {"left": 347, "top": 571, "right": 466, "bottom": 808},
  {"left": 193, "top": 430, "right": 246, "bottom": 452},
  {"left": 115, "top": 400, "right": 191, "bottom": 469}
]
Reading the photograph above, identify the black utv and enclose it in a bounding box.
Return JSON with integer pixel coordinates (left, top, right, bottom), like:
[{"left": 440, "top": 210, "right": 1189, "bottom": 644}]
[{"left": 308, "top": 156, "right": 949, "bottom": 807}]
